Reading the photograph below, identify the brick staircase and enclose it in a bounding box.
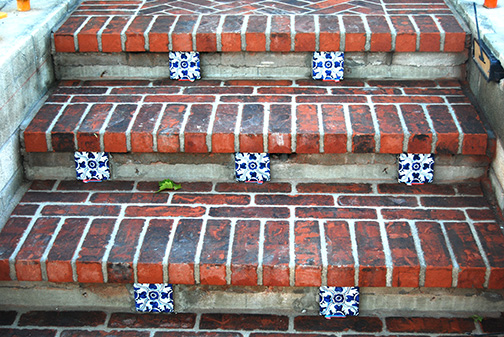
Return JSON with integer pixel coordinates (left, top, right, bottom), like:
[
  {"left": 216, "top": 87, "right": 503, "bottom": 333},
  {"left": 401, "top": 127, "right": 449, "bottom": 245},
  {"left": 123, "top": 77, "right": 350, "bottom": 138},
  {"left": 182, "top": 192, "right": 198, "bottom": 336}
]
[{"left": 2, "top": 0, "right": 504, "bottom": 315}]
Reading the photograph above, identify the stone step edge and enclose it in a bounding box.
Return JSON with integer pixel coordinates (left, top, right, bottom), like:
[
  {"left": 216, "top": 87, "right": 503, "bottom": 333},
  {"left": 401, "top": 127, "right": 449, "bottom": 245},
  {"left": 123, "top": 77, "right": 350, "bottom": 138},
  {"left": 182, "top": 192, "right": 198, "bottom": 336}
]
[{"left": 53, "top": 14, "right": 469, "bottom": 54}]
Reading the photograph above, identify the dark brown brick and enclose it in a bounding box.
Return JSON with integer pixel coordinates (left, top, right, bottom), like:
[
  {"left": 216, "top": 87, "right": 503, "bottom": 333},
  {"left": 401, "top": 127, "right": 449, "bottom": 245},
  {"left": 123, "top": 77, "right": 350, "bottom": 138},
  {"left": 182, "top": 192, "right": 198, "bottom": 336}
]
[
  {"left": 231, "top": 220, "right": 260, "bottom": 286},
  {"left": 91, "top": 192, "right": 169, "bottom": 204},
  {"left": 77, "top": 104, "right": 113, "bottom": 151},
  {"left": 19, "top": 311, "right": 106, "bottom": 327},
  {"left": 200, "top": 220, "right": 231, "bottom": 285},
  {"left": 296, "top": 207, "right": 377, "bottom": 219},
  {"left": 381, "top": 208, "right": 465, "bottom": 220},
  {"left": 212, "top": 104, "right": 239, "bottom": 153},
  {"left": 239, "top": 104, "right": 264, "bottom": 153},
  {"left": 104, "top": 104, "right": 137, "bottom": 152},
  {"left": 210, "top": 207, "right": 290, "bottom": 219},
  {"left": 0, "top": 311, "right": 17, "bottom": 325},
  {"left": 378, "top": 183, "right": 455, "bottom": 195},
  {"left": 269, "top": 104, "right": 292, "bottom": 153},
  {"left": 338, "top": 196, "right": 417, "bottom": 207},
  {"left": 385, "top": 317, "right": 475, "bottom": 333},
  {"left": 215, "top": 183, "right": 291, "bottom": 193},
  {"left": 480, "top": 313, "right": 504, "bottom": 333},
  {"left": 51, "top": 104, "right": 88, "bottom": 151},
  {"left": 421, "top": 196, "right": 489, "bottom": 208},
  {"left": 0, "top": 329, "right": 56, "bottom": 336},
  {"left": 168, "top": 219, "right": 203, "bottom": 284},
  {"left": 62, "top": 331, "right": 149, "bottom": 337},
  {"left": 42, "top": 205, "right": 121, "bottom": 217},
  {"left": 200, "top": 314, "right": 288, "bottom": 331},
  {"left": 256, "top": 194, "right": 333, "bottom": 206},
  {"left": 473, "top": 222, "right": 504, "bottom": 289},
  {"left": 263, "top": 221, "right": 290, "bottom": 286},
  {"left": 426, "top": 105, "right": 459, "bottom": 154},
  {"left": 157, "top": 104, "right": 187, "bottom": 153},
  {"left": 172, "top": 194, "right": 250, "bottom": 205},
  {"left": 137, "top": 181, "right": 212, "bottom": 192},
  {"left": 109, "top": 313, "right": 196, "bottom": 329},
  {"left": 185, "top": 104, "right": 213, "bottom": 153},
  {"left": 21, "top": 192, "right": 88, "bottom": 203},
  {"left": 0, "top": 217, "right": 32, "bottom": 280},
  {"left": 295, "top": 315, "right": 383, "bottom": 332},
  {"left": 451, "top": 105, "right": 487, "bottom": 155},
  {"left": 297, "top": 183, "right": 372, "bottom": 194},
  {"left": 156, "top": 333, "right": 242, "bottom": 337},
  {"left": 355, "top": 221, "right": 387, "bottom": 287}
]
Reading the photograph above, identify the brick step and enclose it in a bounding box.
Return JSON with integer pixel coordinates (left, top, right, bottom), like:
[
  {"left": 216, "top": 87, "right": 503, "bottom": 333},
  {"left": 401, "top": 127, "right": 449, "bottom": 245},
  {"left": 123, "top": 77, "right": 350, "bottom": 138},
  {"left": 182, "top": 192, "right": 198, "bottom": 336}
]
[
  {"left": 23, "top": 79, "right": 492, "bottom": 156},
  {"left": 2, "top": 179, "right": 504, "bottom": 289},
  {"left": 54, "top": 1, "right": 468, "bottom": 54}
]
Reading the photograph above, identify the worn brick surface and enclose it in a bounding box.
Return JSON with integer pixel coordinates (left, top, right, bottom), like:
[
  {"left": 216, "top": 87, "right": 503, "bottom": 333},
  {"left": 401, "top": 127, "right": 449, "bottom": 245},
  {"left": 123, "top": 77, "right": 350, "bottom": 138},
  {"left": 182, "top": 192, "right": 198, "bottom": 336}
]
[
  {"left": 200, "top": 314, "right": 289, "bottom": 331},
  {"left": 19, "top": 311, "right": 106, "bottom": 327},
  {"left": 385, "top": 317, "right": 475, "bottom": 333}
]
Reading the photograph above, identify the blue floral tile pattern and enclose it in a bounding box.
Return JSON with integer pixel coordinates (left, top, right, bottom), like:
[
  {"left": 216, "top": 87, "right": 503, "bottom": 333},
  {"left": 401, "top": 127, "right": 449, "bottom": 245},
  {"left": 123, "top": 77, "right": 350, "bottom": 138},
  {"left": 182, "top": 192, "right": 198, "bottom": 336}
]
[
  {"left": 169, "top": 51, "right": 201, "bottom": 81},
  {"left": 312, "top": 51, "right": 344, "bottom": 81},
  {"left": 319, "top": 286, "right": 359, "bottom": 318},
  {"left": 74, "top": 152, "right": 110, "bottom": 181},
  {"left": 134, "top": 283, "right": 174, "bottom": 313},
  {"left": 398, "top": 153, "right": 434, "bottom": 185},
  {"left": 235, "top": 153, "right": 271, "bottom": 183}
]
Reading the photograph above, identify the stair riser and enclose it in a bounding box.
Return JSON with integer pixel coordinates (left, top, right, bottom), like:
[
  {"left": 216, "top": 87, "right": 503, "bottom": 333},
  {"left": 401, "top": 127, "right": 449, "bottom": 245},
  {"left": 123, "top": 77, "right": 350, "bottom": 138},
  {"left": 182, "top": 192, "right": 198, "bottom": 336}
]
[
  {"left": 1, "top": 282, "right": 503, "bottom": 315},
  {"left": 24, "top": 152, "right": 489, "bottom": 182},
  {"left": 54, "top": 51, "right": 467, "bottom": 80}
]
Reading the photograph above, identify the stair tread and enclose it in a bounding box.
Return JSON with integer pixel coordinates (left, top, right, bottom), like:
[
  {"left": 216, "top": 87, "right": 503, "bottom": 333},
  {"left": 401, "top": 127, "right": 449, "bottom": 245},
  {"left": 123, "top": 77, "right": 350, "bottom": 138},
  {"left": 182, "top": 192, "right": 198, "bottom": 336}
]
[
  {"left": 2, "top": 179, "right": 503, "bottom": 289},
  {"left": 53, "top": 0, "right": 468, "bottom": 53},
  {"left": 23, "top": 79, "right": 491, "bottom": 156}
]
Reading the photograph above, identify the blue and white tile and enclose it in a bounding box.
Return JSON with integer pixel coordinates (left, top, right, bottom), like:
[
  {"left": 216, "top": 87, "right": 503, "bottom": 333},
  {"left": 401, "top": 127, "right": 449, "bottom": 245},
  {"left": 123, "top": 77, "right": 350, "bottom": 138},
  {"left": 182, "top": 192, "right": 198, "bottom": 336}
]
[
  {"left": 169, "top": 51, "right": 201, "bottom": 81},
  {"left": 319, "top": 286, "right": 359, "bottom": 318},
  {"left": 312, "top": 51, "right": 344, "bottom": 81},
  {"left": 134, "top": 283, "right": 174, "bottom": 313},
  {"left": 235, "top": 153, "right": 271, "bottom": 183},
  {"left": 398, "top": 153, "right": 434, "bottom": 185},
  {"left": 74, "top": 151, "right": 110, "bottom": 181}
]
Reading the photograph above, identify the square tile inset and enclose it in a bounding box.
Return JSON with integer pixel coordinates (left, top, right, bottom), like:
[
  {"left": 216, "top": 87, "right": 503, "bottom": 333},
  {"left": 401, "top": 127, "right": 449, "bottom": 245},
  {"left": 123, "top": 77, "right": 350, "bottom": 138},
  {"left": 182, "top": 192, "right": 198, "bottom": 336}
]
[
  {"left": 312, "top": 51, "right": 344, "bottom": 81},
  {"left": 74, "top": 152, "right": 110, "bottom": 181},
  {"left": 235, "top": 153, "right": 271, "bottom": 183},
  {"left": 319, "top": 286, "right": 359, "bottom": 318},
  {"left": 134, "top": 283, "right": 174, "bottom": 313},
  {"left": 398, "top": 153, "right": 434, "bottom": 185},
  {"left": 169, "top": 51, "right": 201, "bottom": 81}
]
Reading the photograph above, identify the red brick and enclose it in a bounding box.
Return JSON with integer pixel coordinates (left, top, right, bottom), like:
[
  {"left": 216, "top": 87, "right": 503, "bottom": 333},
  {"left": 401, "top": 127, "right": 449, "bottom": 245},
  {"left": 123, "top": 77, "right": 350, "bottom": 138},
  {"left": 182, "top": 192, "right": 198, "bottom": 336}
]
[
  {"left": 125, "top": 206, "right": 206, "bottom": 218},
  {"left": 319, "top": 15, "right": 341, "bottom": 51},
  {"left": 137, "top": 181, "right": 212, "bottom": 192},
  {"left": 367, "top": 16, "right": 392, "bottom": 51},
  {"left": 349, "top": 105, "right": 376, "bottom": 153},
  {"left": 21, "top": 192, "right": 88, "bottom": 203},
  {"left": 131, "top": 104, "right": 164, "bottom": 152},
  {"left": 466, "top": 209, "right": 496, "bottom": 221},
  {"left": 137, "top": 219, "right": 174, "bottom": 283},
  {"left": 296, "top": 105, "right": 320, "bottom": 153},
  {"left": 296, "top": 96, "right": 367, "bottom": 104},
  {"left": 294, "top": 221, "right": 322, "bottom": 286},
  {"left": 210, "top": 207, "right": 290, "bottom": 219},
  {"left": 343, "top": 16, "right": 366, "bottom": 51},
  {"left": 19, "top": 311, "right": 106, "bottom": 327},
  {"left": 325, "top": 221, "right": 355, "bottom": 286},
  {"left": 426, "top": 105, "right": 459, "bottom": 154},
  {"left": 71, "top": 95, "right": 141, "bottom": 104},
  {"left": 222, "top": 16, "right": 244, "bottom": 52},
  {"left": 82, "top": 80, "right": 150, "bottom": 87},
  {"left": 77, "top": 104, "right": 114, "bottom": 152},
  {"left": 338, "top": 195, "right": 417, "bottom": 207},
  {"left": 200, "top": 314, "right": 288, "bottom": 331},
  {"left": 270, "top": 16, "right": 291, "bottom": 52},
  {"left": 78, "top": 17, "right": 109, "bottom": 52},
  {"left": 386, "top": 222, "right": 420, "bottom": 287},
  {"left": 212, "top": 104, "right": 239, "bottom": 153},
  {"left": 269, "top": 104, "right": 292, "bottom": 153},
  {"left": 416, "top": 222, "right": 453, "bottom": 287},
  {"left": 321, "top": 104, "right": 347, "bottom": 153},
  {"left": 200, "top": 220, "right": 231, "bottom": 285},
  {"left": 30, "top": 180, "right": 57, "bottom": 190},
  {"left": 76, "top": 218, "right": 116, "bottom": 283},
  {"left": 62, "top": 331, "right": 148, "bottom": 337},
  {"left": 375, "top": 105, "right": 404, "bottom": 153},
  {"left": 246, "top": 16, "right": 268, "bottom": 51},
  {"left": 381, "top": 208, "right": 465, "bottom": 220},
  {"left": 156, "top": 333, "right": 241, "bottom": 337},
  {"left": 294, "top": 16, "right": 316, "bottom": 51},
  {"left": 231, "top": 220, "right": 260, "bottom": 286},
  {"left": 372, "top": 95, "right": 444, "bottom": 104},
  {"left": 295, "top": 315, "right": 383, "bottom": 332},
  {"left": 0, "top": 217, "right": 31, "bottom": 280},
  {"left": 297, "top": 183, "right": 372, "bottom": 194},
  {"left": 168, "top": 219, "right": 203, "bottom": 284},
  {"left": 46, "top": 218, "right": 88, "bottom": 282},
  {"left": 414, "top": 16, "right": 441, "bottom": 52},
  {"left": 42, "top": 205, "right": 121, "bottom": 217},
  {"left": 451, "top": 105, "right": 487, "bottom": 155},
  {"left": 386, "top": 317, "right": 475, "bottom": 333},
  {"left": 104, "top": 104, "right": 137, "bottom": 152},
  {"left": 185, "top": 87, "right": 254, "bottom": 95},
  {"left": 239, "top": 104, "right": 264, "bottom": 153},
  {"left": 296, "top": 207, "right": 377, "bottom": 219},
  {"left": 355, "top": 221, "right": 387, "bottom": 287},
  {"left": 58, "top": 180, "right": 135, "bottom": 191},
  {"left": 196, "top": 15, "right": 220, "bottom": 51},
  {"left": 107, "top": 219, "right": 145, "bottom": 283},
  {"left": 256, "top": 194, "right": 333, "bottom": 206},
  {"left": 12, "top": 204, "right": 40, "bottom": 216},
  {"left": 390, "top": 16, "right": 417, "bottom": 52},
  {"left": 51, "top": 104, "right": 88, "bottom": 151},
  {"left": 184, "top": 104, "right": 213, "bottom": 153},
  {"left": 90, "top": 192, "right": 169, "bottom": 204},
  {"left": 436, "top": 15, "right": 467, "bottom": 52},
  {"left": 54, "top": 17, "right": 88, "bottom": 52},
  {"left": 400, "top": 104, "right": 433, "bottom": 153},
  {"left": 377, "top": 183, "right": 455, "bottom": 195},
  {"left": 444, "top": 222, "right": 486, "bottom": 288},
  {"left": 215, "top": 183, "right": 291, "bottom": 193},
  {"left": 263, "top": 221, "right": 290, "bottom": 286},
  {"left": 157, "top": 104, "right": 187, "bottom": 153},
  {"left": 102, "top": 16, "right": 130, "bottom": 52},
  {"left": 172, "top": 193, "right": 250, "bottom": 205},
  {"left": 125, "top": 16, "right": 153, "bottom": 51},
  {"left": 473, "top": 222, "right": 504, "bottom": 289},
  {"left": 171, "top": 16, "right": 198, "bottom": 51},
  {"left": 149, "top": 16, "right": 176, "bottom": 52},
  {"left": 421, "top": 196, "right": 489, "bottom": 208},
  {"left": 109, "top": 313, "right": 196, "bottom": 329},
  {"left": 16, "top": 217, "right": 60, "bottom": 281}
]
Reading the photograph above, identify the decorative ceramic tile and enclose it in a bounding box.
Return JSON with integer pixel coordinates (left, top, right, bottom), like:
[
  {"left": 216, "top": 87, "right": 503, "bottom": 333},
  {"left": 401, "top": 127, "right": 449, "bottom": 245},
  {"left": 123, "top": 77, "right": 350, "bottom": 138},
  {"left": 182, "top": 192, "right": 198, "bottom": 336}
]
[
  {"left": 169, "top": 51, "right": 201, "bottom": 81},
  {"left": 235, "top": 153, "right": 271, "bottom": 183},
  {"left": 319, "top": 286, "right": 359, "bottom": 318},
  {"left": 398, "top": 153, "right": 434, "bottom": 185},
  {"left": 134, "top": 283, "right": 174, "bottom": 313},
  {"left": 74, "top": 152, "right": 110, "bottom": 181},
  {"left": 312, "top": 51, "right": 344, "bottom": 81}
]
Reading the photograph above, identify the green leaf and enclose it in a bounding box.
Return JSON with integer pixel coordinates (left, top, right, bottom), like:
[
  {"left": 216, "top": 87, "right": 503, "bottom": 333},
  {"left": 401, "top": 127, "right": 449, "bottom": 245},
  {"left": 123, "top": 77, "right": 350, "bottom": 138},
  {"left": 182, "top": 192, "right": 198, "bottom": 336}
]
[
  {"left": 156, "top": 179, "right": 181, "bottom": 193},
  {"left": 471, "top": 314, "right": 483, "bottom": 323}
]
